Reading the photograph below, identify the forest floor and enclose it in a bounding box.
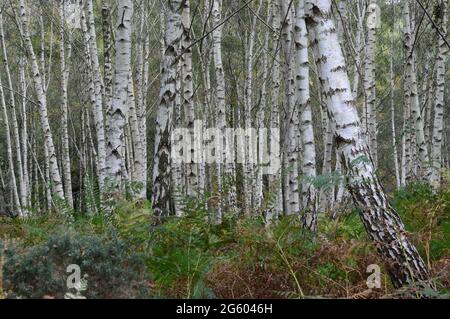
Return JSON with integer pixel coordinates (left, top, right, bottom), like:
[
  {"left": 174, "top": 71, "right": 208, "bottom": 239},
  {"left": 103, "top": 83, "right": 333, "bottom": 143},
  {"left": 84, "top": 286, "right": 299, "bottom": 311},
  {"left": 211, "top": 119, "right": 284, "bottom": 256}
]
[{"left": 0, "top": 182, "right": 448, "bottom": 299}]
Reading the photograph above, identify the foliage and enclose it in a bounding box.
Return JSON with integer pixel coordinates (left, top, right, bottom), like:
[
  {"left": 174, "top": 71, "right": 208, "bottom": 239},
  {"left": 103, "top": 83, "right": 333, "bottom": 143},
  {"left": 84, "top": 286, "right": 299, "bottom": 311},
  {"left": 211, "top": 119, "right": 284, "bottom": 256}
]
[
  {"left": 0, "top": 184, "right": 448, "bottom": 299},
  {"left": 2, "top": 231, "right": 150, "bottom": 299}
]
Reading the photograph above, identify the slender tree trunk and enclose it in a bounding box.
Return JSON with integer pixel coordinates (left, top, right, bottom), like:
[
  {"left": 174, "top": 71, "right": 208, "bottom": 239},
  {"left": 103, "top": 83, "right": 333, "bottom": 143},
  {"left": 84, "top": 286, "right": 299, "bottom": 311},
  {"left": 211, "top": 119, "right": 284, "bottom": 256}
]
[
  {"left": 59, "top": 2, "right": 73, "bottom": 207},
  {"left": 243, "top": 1, "right": 262, "bottom": 215},
  {"left": 127, "top": 71, "right": 146, "bottom": 198},
  {"left": 102, "top": 4, "right": 113, "bottom": 113},
  {"left": 280, "top": 0, "right": 299, "bottom": 216},
  {"left": 317, "top": 64, "right": 334, "bottom": 212},
  {"left": 84, "top": 0, "right": 107, "bottom": 189},
  {"left": 390, "top": 43, "right": 401, "bottom": 189},
  {"left": 352, "top": 0, "right": 364, "bottom": 100},
  {"left": 135, "top": 3, "right": 148, "bottom": 199},
  {"left": 0, "top": 11, "right": 26, "bottom": 211},
  {"left": 152, "top": 0, "right": 184, "bottom": 218},
  {"left": 172, "top": 60, "right": 184, "bottom": 217},
  {"left": 19, "top": 0, "right": 64, "bottom": 201},
  {"left": 212, "top": 0, "right": 226, "bottom": 221},
  {"left": 430, "top": 0, "right": 447, "bottom": 187},
  {"left": 19, "top": 57, "right": 30, "bottom": 207},
  {"left": 305, "top": 0, "right": 431, "bottom": 289},
  {"left": 404, "top": 3, "right": 430, "bottom": 180},
  {"left": 0, "top": 74, "right": 21, "bottom": 215},
  {"left": 294, "top": 0, "right": 317, "bottom": 230},
  {"left": 266, "top": 0, "right": 283, "bottom": 223},
  {"left": 105, "top": 0, "right": 133, "bottom": 186},
  {"left": 363, "top": 1, "right": 378, "bottom": 167},
  {"left": 181, "top": 0, "right": 198, "bottom": 199},
  {"left": 256, "top": 0, "right": 271, "bottom": 211}
]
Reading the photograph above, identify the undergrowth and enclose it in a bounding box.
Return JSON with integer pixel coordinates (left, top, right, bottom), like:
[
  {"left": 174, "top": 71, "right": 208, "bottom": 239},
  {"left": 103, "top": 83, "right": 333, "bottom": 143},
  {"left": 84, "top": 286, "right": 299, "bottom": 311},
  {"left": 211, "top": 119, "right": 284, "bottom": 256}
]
[{"left": 0, "top": 183, "right": 448, "bottom": 299}]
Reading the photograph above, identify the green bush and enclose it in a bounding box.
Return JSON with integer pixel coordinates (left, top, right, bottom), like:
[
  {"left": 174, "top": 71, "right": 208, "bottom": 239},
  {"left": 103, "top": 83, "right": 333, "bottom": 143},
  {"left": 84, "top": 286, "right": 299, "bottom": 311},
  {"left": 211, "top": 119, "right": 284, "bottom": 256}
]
[{"left": 3, "top": 232, "right": 151, "bottom": 299}]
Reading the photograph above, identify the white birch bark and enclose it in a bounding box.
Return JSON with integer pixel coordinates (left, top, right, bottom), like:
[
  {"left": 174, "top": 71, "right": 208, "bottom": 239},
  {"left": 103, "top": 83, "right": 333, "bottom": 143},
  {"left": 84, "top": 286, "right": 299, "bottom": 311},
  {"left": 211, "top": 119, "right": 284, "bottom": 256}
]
[
  {"left": 196, "top": 10, "right": 210, "bottom": 195},
  {"left": 102, "top": 4, "right": 113, "bottom": 112},
  {"left": 59, "top": 2, "right": 73, "bottom": 207},
  {"left": 280, "top": 0, "right": 299, "bottom": 215},
  {"left": 0, "top": 72, "right": 21, "bottom": 215},
  {"left": 315, "top": 58, "right": 334, "bottom": 212},
  {"left": 211, "top": 0, "right": 225, "bottom": 221},
  {"left": 422, "top": 60, "right": 433, "bottom": 153},
  {"left": 430, "top": 0, "right": 447, "bottom": 187},
  {"left": 135, "top": 3, "right": 148, "bottom": 199},
  {"left": 294, "top": 0, "right": 317, "bottom": 230},
  {"left": 19, "top": 57, "right": 30, "bottom": 207},
  {"left": 390, "top": 47, "right": 401, "bottom": 189},
  {"left": 181, "top": 0, "right": 198, "bottom": 199},
  {"left": 127, "top": 71, "right": 146, "bottom": 198},
  {"left": 152, "top": 0, "right": 183, "bottom": 217},
  {"left": 305, "top": 0, "right": 431, "bottom": 289},
  {"left": 404, "top": 3, "right": 430, "bottom": 180},
  {"left": 85, "top": 0, "right": 107, "bottom": 189},
  {"left": 105, "top": 0, "right": 133, "bottom": 186},
  {"left": 19, "top": 0, "right": 65, "bottom": 201},
  {"left": 0, "top": 11, "right": 26, "bottom": 211},
  {"left": 256, "top": 0, "right": 271, "bottom": 211},
  {"left": 243, "top": 1, "right": 262, "bottom": 214},
  {"left": 363, "top": 1, "right": 377, "bottom": 167},
  {"left": 266, "top": 0, "right": 283, "bottom": 223},
  {"left": 172, "top": 60, "right": 184, "bottom": 217}
]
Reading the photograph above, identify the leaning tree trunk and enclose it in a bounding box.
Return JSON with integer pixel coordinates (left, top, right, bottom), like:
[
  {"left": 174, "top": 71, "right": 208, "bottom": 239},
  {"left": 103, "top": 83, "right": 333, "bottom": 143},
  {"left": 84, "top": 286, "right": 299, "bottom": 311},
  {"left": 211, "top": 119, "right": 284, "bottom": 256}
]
[
  {"left": 152, "top": 0, "right": 184, "bottom": 218},
  {"left": 19, "top": 0, "right": 65, "bottom": 201},
  {"left": 305, "top": 0, "right": 431, "bottom": 289},
  {"left": 105, "top": 0, "right": 133, "bottom": 187}
]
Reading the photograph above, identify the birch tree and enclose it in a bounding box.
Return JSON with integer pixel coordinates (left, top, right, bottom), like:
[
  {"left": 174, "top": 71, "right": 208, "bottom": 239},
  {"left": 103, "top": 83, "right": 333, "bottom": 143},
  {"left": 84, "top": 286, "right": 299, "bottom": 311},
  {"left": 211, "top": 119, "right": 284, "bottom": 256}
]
[
  {"left": 181, "top": 0, "right": 198, "bottom": 198},
  {"left": 19, "top": 0, "right": 65, "bottom": 201},
  {"left": 403, "top": 2, "right": 430, "bottom": 181},
  {"left": 266, "top": 0, "right": 283, "bottom": 222},
  {"left": 430, "top": 0, "right": 447, "bottom": 187},
  {"left": 0, "top": 72, "right": 21, "bottom": 215},
  {"left": 85, "top": 0, "right": 107, "bottom": 189},
  {"left": 0, "top": 10, "right": 26, "bottom": 210},
  {"left": 363, "top": 1, "right": 378, "bottom": 167},
  {"left": 294, "top": 0, "right": 317, "bottom": 230},
  {"left": 305, "top": 0, "right": 431, "bottom": 288},
  {"left": 152, "top": 0, "right": 183, "bottom": 217},
  {"left": 105, "top": 0, "right": 133, "bottom": 186},
  {"left": 58, "top": 1, "right": 73, "bottom": 207},
  {"left": 280, "top": 0, "right": 300, "bottom": 215}
]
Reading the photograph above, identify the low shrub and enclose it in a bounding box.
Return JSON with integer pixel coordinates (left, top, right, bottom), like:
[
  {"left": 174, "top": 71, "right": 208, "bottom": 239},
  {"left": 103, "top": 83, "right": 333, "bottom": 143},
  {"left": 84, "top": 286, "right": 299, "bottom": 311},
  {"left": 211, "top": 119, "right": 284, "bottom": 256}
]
[{"left": 2, "top": 232, "right": 151, "bottom": 299}]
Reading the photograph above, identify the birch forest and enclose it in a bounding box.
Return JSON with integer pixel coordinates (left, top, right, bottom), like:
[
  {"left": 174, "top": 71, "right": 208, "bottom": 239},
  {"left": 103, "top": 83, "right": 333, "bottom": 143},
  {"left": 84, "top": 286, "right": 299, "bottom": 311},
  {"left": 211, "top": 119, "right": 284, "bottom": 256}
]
[{"left": 0, "top": 0, "right": 448, "bottom": 299}]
